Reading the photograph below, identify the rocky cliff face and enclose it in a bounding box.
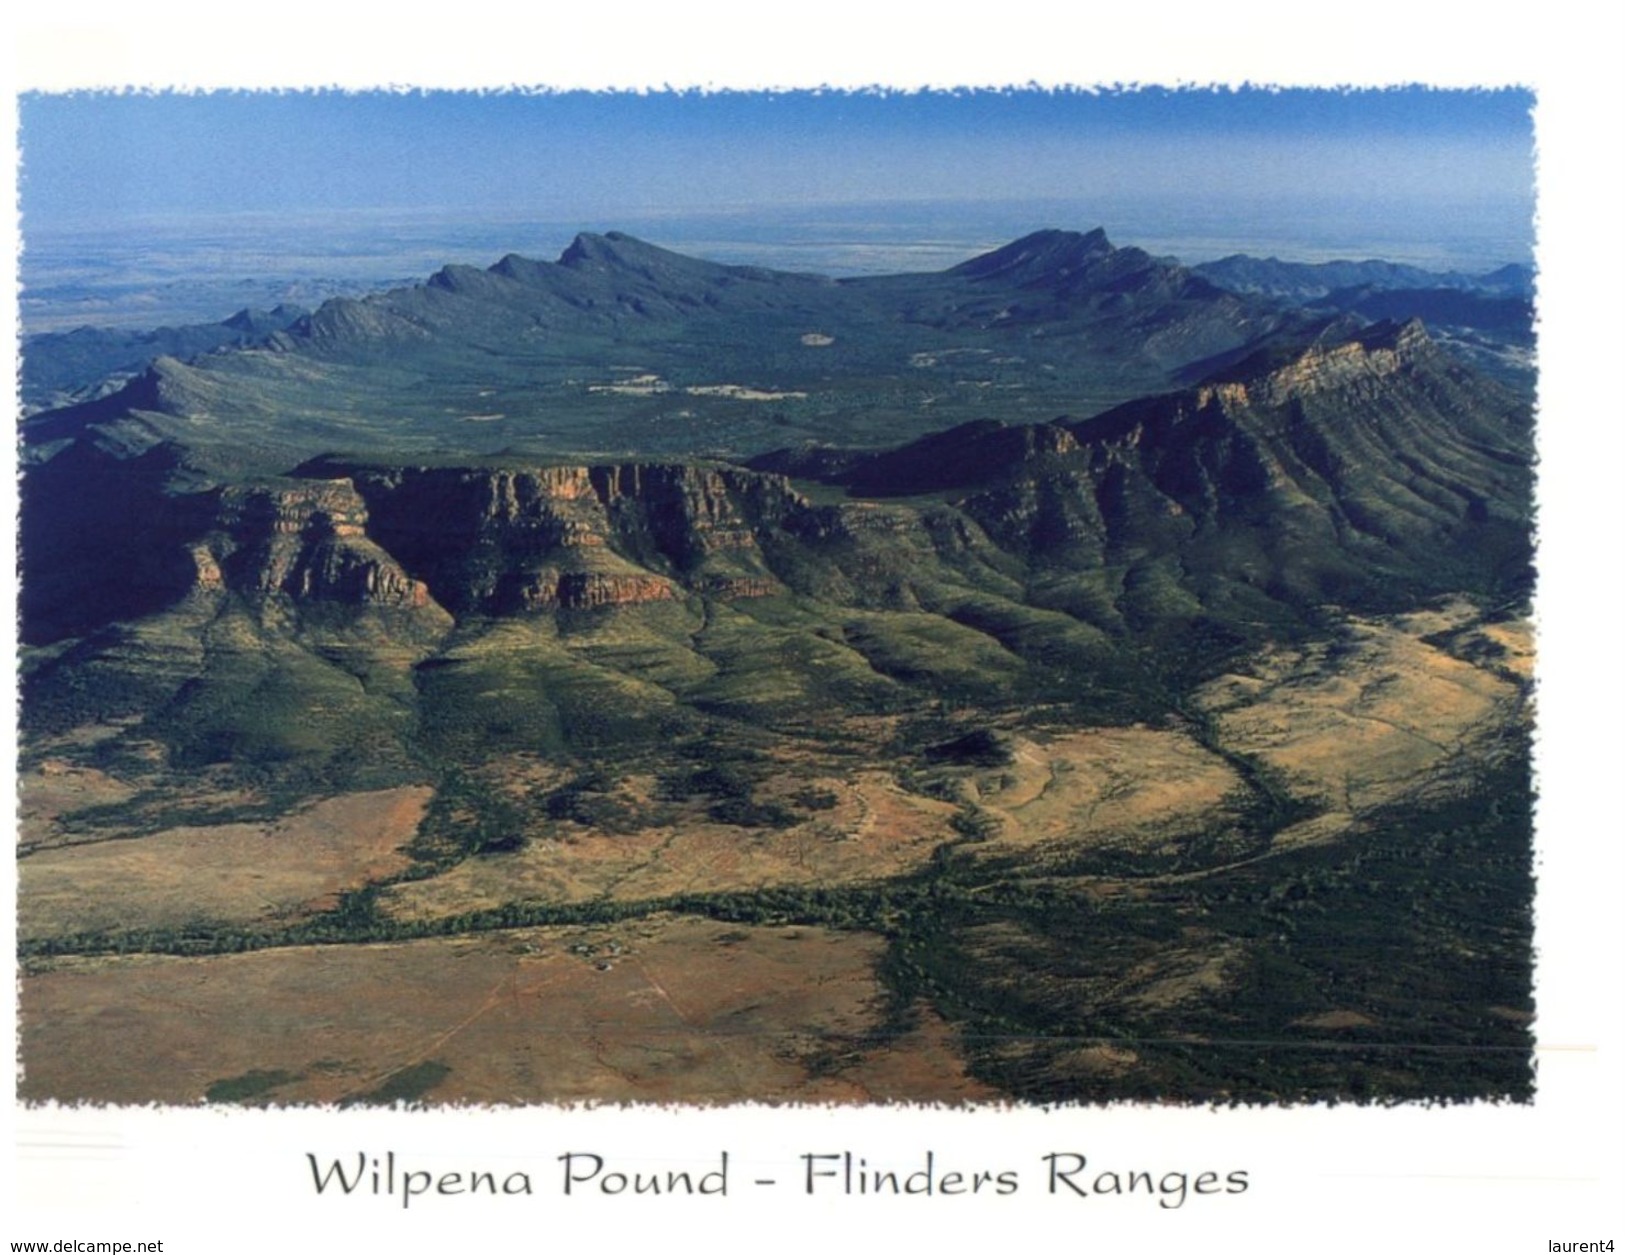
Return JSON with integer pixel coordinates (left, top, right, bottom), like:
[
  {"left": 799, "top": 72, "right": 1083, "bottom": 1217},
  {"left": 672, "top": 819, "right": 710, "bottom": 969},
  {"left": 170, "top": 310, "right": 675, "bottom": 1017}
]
[
  {"left": 341, "top": 322, "right": 1516, "bottom": 628},
  {"left": 206, "top": 480, "right": 441, "bottom": 615},
  {"left": 1197, "top": 317, "right": 1434, "bottom": 407},
  {"left": 308, "top": 460, "right": 807, "bottom": 617},
  {"left": 173, "top": 455, "right": 1022, "bottom": 627},
  {"left": 20, "top": 319, "right": 1530, "bottom": 656},
  {"left": 21, "top": 448, "right": 919, "bottom": 647}
]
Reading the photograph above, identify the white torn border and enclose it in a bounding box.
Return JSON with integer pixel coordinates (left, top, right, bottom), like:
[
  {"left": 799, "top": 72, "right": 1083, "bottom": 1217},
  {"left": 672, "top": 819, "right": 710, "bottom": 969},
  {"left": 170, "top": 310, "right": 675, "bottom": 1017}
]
[{"left": 2, "top": 7, "right": 1621, "bottom": 1255}]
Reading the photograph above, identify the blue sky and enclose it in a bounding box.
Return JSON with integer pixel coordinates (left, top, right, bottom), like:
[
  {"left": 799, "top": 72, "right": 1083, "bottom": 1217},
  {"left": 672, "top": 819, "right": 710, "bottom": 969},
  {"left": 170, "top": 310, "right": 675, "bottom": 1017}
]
[{"left": 19, "top": 88, "right": 1533, "bottom": 241}]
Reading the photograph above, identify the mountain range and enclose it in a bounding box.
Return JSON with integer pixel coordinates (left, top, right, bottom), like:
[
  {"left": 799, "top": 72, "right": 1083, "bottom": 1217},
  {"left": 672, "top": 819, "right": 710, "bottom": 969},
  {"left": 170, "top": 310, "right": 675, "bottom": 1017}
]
[
  {"left": 21, "top": 228, "right": 1326, "bottom": 474},
  {"left": 1189, "top": 254, "right": 1532, "bottom": 301},
  {"left": 18, "top": 303, "right": 311, "bottom": 414},
  {"left": 21, "top": 233, "right": 1535, "bottom": 422},
  {"left": 21, "top": 230, "right": 1531, "bottom": 686},
  {"left": 16, "top": 228, "right": 1536, "bottom": 1106}
]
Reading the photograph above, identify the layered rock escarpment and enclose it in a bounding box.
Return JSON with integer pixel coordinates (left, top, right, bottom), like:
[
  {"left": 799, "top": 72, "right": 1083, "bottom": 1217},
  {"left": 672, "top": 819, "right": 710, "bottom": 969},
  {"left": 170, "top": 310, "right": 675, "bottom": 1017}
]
[
  {"left": 19, "top": 319, "right": 1529, "bottom": 656},
  {"left": 169, "top": 319, "right": 1519, "bottom": 637},
  {"left": 114, "top": 458, "right": 849, "bottom": 629},
  {"left": 20, "top": 450, "right": 916, "bottom": 647},
  {"left": 307, "top": 460, "right": 807, "bottom": 617},
  {"left": 206, "top": 479, "right": 436, "bottom": 611},
  {"left": 167, "top": 455, "right": 1020, "bottom": 630}
]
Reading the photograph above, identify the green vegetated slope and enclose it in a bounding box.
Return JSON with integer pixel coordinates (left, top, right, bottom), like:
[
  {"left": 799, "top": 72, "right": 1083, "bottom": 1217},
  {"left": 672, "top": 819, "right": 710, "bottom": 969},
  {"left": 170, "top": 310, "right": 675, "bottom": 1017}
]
[
  {"left": 21, "top": 228, "right": 1303, "bottom": 474},
  {"left": 24, "top": 315, "right": 1528, "bottom": 792},
  {"left": 19, "top": 304, "right": 310, "bottom": 414},
  {"left": 17, "top": 229, "right": 1536, "bottom": 1104}
]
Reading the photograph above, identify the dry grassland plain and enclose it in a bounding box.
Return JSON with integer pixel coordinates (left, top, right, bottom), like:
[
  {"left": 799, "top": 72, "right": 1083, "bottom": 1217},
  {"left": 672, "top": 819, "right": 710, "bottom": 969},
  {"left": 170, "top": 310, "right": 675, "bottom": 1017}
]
[
  {"left": 20, "top": 918, "right": 994, "bottom": 1106},
  {"left": 18, "top": 788, "right": 431, "bottom": 941},
  {"left": 16, "top": 604, "right": 1529, "bottom": 1104}
]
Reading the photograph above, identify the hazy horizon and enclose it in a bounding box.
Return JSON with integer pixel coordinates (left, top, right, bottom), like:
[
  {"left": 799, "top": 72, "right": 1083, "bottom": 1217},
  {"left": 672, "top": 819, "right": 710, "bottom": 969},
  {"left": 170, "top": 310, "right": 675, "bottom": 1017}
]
[
  {"left": 18, "top": 201, "right": 1535, "bottom": 335},
  {"left": 17, "top": 88, "right": 1536, "bottom": 333}
]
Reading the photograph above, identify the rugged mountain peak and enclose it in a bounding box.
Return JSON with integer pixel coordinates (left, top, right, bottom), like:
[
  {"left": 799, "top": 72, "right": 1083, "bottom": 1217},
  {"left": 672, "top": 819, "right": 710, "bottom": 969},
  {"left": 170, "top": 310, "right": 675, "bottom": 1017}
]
[
  {"left": 1478, "top": 262, "right": 1535, "bottom": 295},
  {"left": 949, "top": 227, "right": 1115, "bottom": 282},
  {"left": 1191, "top": 317, "right": 1436, "bottom": 409},
  {"left": 559, "top": 230, "right": 692, "bottom": 273},
  {"left": 1360, "top": 316, "right": 1432, "bottom": 354},
  {"left": 221, "top": 304, "right": 309, "bottom": 334},
  {"left": 293, "top": 293, "right": 434, "bottom": 348},
  {"left": 425, "top": 262, "right": 494, "bottom": 292},
  {"left": 488, "top": 252, "right": 543, "bottom": 281}
]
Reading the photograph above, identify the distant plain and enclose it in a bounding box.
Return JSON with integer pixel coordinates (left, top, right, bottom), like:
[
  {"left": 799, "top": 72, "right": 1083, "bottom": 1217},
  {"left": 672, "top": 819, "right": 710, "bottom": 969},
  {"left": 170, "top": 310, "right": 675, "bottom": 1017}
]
[{"left": 20, "top": 196, "right": 1535, "bottom": 335}]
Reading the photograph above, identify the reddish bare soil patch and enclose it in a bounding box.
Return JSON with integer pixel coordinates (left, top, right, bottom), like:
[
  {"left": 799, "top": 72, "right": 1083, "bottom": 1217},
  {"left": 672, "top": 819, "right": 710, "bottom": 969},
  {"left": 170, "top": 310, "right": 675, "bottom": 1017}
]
[
  {"left": 18, "top": 917, "right": 994, "bottom": 1106},
  {"left": 18, "top": 787, "right": 430, "bottom": 941}
]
